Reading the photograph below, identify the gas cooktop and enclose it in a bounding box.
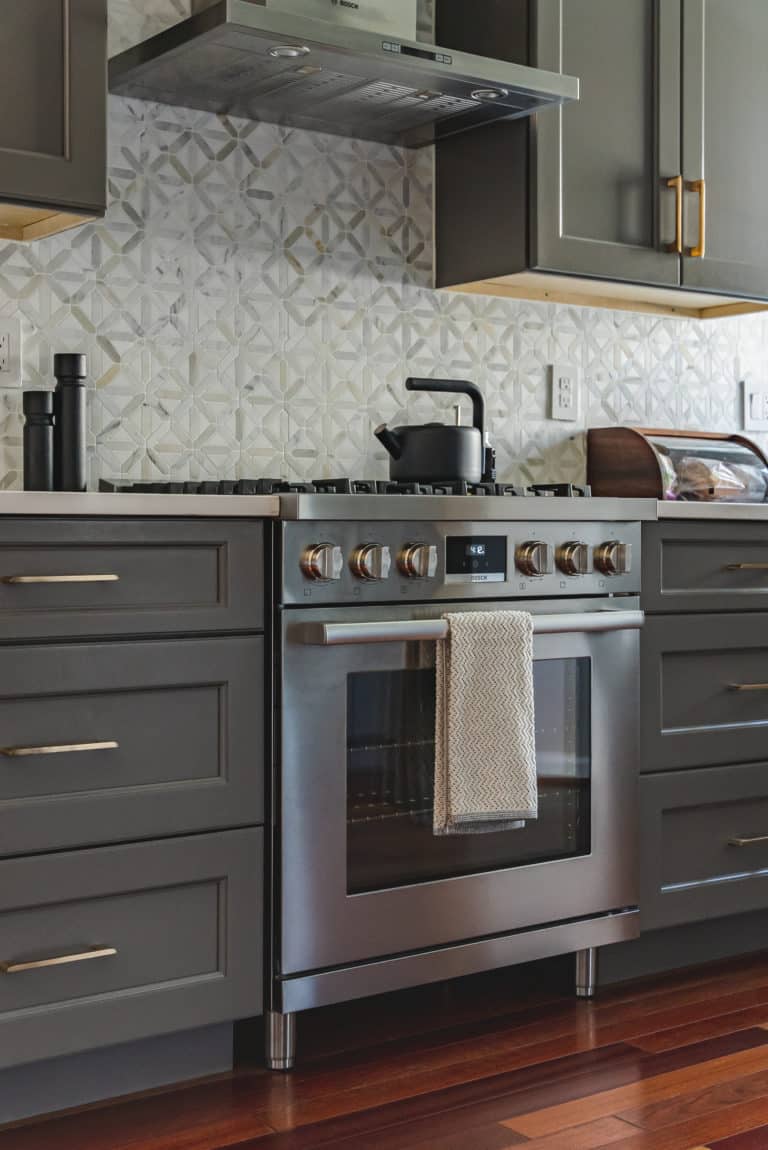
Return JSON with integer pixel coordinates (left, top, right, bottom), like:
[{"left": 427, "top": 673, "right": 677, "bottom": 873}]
[{"left": 99, "top": 479, "right": 592, "bottom": 498}]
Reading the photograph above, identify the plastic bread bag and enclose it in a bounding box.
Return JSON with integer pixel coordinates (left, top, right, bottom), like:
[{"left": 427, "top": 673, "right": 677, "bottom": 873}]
[{"left": 674, "top": 456, "right": 768, "bottom": 502}]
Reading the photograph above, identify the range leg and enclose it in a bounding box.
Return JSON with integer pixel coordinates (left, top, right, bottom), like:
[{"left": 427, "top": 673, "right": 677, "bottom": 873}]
[
  {"left": 575, "top": 947, "right": 598, "bottom": 999},
  {"left": 265, "top": 1010, "right": 296, "bottom": 1071}
]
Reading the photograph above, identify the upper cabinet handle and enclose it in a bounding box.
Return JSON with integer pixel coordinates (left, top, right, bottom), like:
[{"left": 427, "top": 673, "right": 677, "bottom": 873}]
[
  {"left": 1, "top": 574, "right": 119, "bottom": 585},
  {"left": 0, "top": 741, "right": 119, "bottom": 757},
  {"left": 726, "top": 563, "right": 768, "bottom": 571},
  {"left": 666, "top": 176, "right": 683, "bottom": 254},
  {"left": 687, "top": 178, "right": 706, "bottom": 257}
]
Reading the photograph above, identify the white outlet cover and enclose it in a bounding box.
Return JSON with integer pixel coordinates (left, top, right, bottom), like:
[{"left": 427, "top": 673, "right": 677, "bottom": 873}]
[
  {"left": 0, "top": 317, "right": 22, "bottom": 388},
  {"left": 742, "top": 379, "right": 768, "bottom": 430},
  {"left": 549, "top": 363, "right": 579, "bottom": 422}
]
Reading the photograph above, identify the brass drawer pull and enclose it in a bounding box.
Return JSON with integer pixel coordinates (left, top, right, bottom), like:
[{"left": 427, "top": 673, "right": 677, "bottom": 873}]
[
  {"left": 666, "top": 175, "right": 683, "bottom": 254},
  {"left": 0, "top": 741, "right": 119, "bottom": 758},
  {"left": 728, "top": 683, "right": 768, "bottom": 692},
  {"left": 726, "top": 563, "right": 768, "bottom": 571},
  {"left": 687, "top": 178, "right": 706, "bottom": 257},
  {"left": 1, "top": 574, "right": 119, "bottom": 584},
  {"left": 729, "top": 834, "right": 768, "bottom": 847},
  {"left": 0, "top": 947, "right": 117, "bottom": 974}
]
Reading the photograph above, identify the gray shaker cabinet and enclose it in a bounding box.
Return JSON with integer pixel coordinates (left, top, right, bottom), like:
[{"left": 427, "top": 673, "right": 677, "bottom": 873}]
[
  {"left": 0, "top": 0, "right": 106, "bottom": 241},
  {"left": 681, "top": 0, "right": 768, "bottom": 297},
  {"left": 436, "top": 0, "right": 682, "bottom": 290}
]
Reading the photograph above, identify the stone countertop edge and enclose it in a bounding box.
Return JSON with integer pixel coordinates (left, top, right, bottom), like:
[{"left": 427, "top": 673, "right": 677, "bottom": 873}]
[
  {"left": 657, "top": 501, "right": 768, "bottom": 521},
  {"left": 0, "top": 492, "right": 281, "bottom": 517}
]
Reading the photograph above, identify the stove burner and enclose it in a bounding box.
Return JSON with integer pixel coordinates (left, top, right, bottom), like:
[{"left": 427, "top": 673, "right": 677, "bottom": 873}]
[{"left": 100, "top": 478, "right": 592, "bottom": 498}]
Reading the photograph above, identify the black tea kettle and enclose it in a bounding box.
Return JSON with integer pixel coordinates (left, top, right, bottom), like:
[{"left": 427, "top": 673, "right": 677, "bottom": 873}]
[{"left": 375, "top": 378, "right": 496, "bottom": 485}]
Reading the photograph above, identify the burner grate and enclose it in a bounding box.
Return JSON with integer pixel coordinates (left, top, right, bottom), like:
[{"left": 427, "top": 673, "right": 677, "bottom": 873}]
[{"left": 99, "top": 478, "right": 592, "bottom": 498}]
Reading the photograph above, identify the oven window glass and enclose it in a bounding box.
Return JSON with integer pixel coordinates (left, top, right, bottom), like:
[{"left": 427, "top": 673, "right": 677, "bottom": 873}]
[{"left": 346, "top": 657, "right": 591, "bottom": 894}]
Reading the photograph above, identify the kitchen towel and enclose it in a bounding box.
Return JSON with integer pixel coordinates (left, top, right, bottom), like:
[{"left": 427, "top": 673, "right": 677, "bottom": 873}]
[{"left": 433, "top": 610, "right": 537, "bottom": 835}]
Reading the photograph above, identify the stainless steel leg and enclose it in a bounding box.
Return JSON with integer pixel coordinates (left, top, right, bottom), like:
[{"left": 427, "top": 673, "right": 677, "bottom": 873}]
[
  {"left": 265, "top": 1010, "right": 296, "bottom": 1071},
  {"left": 575, "top": 947, "right": 598, "bottom": 999}
]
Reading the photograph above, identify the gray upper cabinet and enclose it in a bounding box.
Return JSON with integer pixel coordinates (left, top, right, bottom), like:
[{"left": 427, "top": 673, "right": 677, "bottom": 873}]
[
  {"left": 0, "top": 0, "right": 106, "bottom": 242},
  {"left": 681, "top": 0, "right": 768, "bottom": 297},
  {"left": 532, "top": 0, "right": 680, "bottom": 286},
  {"left": 436, "top": 0, "right": 682, "bottom": 292},
  {"left": 436, "top": 0, "right": 768, "bottom": 310}
]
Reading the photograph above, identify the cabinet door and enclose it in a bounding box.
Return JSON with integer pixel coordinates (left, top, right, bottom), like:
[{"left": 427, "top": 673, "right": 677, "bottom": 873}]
[
  {"left": 681, "top": 0, "right": 768, "bottom": 296},
  {"left": 533, "top": 0, "right": 681, "bottom": 285},
  {"left": 0, "top": 0, "right": 106, "bottom": 215}
]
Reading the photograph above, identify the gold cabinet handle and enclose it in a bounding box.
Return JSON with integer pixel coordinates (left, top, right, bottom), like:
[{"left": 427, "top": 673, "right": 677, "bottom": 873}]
[
  {"left": 0, "top": 947, "right": 117, "bottom": 974},
  {"left": 729, "top": 834, "right": 768, "bottom": 847},
  {"left": 728, "top": 683, "right": 768, "bottom": 692},
  {"left": 1, "top": 574, "right": 119, "bottom": 584},
  {"left": 0, "top": 741, "right": 119, "bottom": 757},
  {"left": 666, "top": 176, "right": 683, "bottom": 254},
  {"left": 687, "top": 178, "right": 706, "bottom": 257},
  {"left": 726, "top": 563, "right": 768, "bottom": 571}
]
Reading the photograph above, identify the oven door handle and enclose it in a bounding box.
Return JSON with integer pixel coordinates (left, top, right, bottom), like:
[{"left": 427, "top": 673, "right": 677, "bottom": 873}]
[{"left": 301, "top": 610, "right": 645, "bottom": 646}]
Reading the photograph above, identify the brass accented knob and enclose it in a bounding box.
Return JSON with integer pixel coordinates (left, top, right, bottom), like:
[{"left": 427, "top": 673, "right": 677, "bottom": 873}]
[
  {"left": 515, "top": 541, "right": 553, "bottom": 578},
  {"left": 350, "top": 543, "right": 392, "bottom": 581},
  {"left": 398, "top": 543, "right": 439, "bottom": 580},
  {"left": 557, "top": 542, "right": 590, "bottom": 576},
  {"left": 594, "top": 541, "right": 632, "bottom": 576},
  {"left": 301, "top": 543, "right": 344, "bottom": 582}
]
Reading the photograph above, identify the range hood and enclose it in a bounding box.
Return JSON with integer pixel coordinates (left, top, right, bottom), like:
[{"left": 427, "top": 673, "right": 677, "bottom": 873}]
[{"left": 109, "top": 0, "right": 579, "bottom": 148}]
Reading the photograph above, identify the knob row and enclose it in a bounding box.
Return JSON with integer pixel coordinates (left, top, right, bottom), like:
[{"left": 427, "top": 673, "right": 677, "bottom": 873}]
[
  {"left": 302, "top": 543, "right": 438, "bottom": 583},
  {"left": 301, "top": 540, "right": 632, "bottom": 582},
  {"left": 517, "top": 540, "right": 632, "bottom": 577}
]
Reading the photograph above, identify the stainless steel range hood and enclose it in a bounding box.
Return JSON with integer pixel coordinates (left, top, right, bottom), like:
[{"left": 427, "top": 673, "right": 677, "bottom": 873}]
[{"left": 108, "top": 0, "right": 579, "bottom": 148}]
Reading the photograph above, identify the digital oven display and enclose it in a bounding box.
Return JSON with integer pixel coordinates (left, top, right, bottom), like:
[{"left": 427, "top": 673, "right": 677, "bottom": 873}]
[{"left": 445, "top": 536, "right": 507, "bottom": 583}]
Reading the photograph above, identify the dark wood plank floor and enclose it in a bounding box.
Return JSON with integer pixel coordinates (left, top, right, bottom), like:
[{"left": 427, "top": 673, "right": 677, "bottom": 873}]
[{"left": 6, "top": 952, "right": 768, "bottom": 1149}]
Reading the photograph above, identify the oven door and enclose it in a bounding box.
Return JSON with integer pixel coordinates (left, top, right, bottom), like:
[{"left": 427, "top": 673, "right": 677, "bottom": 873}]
[{"left": 278, "top": 599, "right": 641, "bottom": 976}]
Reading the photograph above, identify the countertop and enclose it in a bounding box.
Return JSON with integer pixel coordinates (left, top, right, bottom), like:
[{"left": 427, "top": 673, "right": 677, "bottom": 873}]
[
  {"left": 657, "top": 501, "right": 768, "bottom": 521},
  {"left": 0, "top": 491, "right": 281, "bottom": 517}
]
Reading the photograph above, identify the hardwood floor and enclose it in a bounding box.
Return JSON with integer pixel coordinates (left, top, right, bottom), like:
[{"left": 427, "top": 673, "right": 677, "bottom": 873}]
[{"left": 6, "top": 952, "right": 768, "bottom": 1148}]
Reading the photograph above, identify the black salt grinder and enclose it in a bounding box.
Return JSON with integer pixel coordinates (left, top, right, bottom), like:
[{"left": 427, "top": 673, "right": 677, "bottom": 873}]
[
  {"left": 22, "top": 391, "right": 55, "bottom": 491},
  {"left": 53, "top": 352, "right": 87, "bottom": 492}
]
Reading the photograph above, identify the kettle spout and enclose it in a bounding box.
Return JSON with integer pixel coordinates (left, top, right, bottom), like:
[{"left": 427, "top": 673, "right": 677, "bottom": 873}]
[{"left": 374, "top": 423, "right": 402, "bottom": 460}]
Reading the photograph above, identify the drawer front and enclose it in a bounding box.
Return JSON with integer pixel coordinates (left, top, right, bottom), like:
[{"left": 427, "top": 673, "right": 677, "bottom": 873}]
[
  {"left": 0, "top": 519, "right": 263, "bottom": 639},
  {"left": 643, "top": 521, "right": 768, "bottom": 613},
  {"left": 642, "top": 613, "right": 768, "bottom": 771},
  {"left": 641, "top": 765, "right": 768, "bottom": 929},
  {"left": 0, "top": 829, "right": 262, "bottom": 1069},
  {"left": 0, "top": 637, "right": 263, "bottom": 854}
]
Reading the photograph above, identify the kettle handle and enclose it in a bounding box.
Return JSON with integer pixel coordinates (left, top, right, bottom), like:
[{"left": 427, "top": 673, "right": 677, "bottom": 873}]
[{"left": 405, "top": 378, "right": 485, "bottom": 441}]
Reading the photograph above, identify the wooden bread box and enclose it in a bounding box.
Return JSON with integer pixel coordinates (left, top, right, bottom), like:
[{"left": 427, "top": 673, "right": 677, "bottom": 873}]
[{"left": 587, "top": 428, "right": 768, "bottom": 501}]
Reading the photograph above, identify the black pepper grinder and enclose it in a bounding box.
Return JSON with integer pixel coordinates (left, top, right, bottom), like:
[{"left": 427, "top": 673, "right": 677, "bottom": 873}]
[
  {"left": 53, "top": 353, "right": 87, "bottom": 492},
  {"left": 22, "top": 391, "right": 55, "bottom": 491}
]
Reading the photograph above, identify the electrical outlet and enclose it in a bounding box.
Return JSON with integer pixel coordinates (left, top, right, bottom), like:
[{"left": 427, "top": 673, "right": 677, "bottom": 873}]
[
  {"left": 742, "top": 379, "right": 768, "bottom": 430},
  {"left": 0, "top": 317, "right": 22, "bottom": 388},
  {"left": 549, "top": 364, "right": 579, "bottom": 421}
]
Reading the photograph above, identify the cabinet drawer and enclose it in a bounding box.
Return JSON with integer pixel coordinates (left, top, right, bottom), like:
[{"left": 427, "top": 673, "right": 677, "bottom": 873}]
[
  {"left": 641, "top": 765, "right": 768, "bottom": 929},
  {"left": 0, "top": 637, "right": 263, "bottom": 855},
  {"left": 0, "top": 829, "right": 262, "bottom": 1069},
  {"left": 643, "top": 521, "right": 768, "bottom": 613},
  {"left": 642, "top": 613, "right": 768, "bottom": 771},
  {"left": 0, "top": 519, "right": 263, "bottom": 639}
]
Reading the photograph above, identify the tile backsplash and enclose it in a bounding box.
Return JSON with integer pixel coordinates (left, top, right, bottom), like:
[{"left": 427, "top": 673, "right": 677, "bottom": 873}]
[{"left": 0, "top": 2, "right": 766, "bottom": 489}]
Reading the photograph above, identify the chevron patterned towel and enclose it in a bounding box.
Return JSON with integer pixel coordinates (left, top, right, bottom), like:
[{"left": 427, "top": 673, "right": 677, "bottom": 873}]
[{"left": 433, "top": 610, "right": 538, "bottom": 835}]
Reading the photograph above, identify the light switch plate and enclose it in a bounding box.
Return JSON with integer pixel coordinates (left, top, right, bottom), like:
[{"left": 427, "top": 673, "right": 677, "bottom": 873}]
[
  {"left": 549, "top": 363, "right": 579, "bottom": 421},
  {"left": 742, "top": 379, "right": 768, "bottom": 430},
  {"left": 0, "top": 316, "right": 22, "bottom": 388}
]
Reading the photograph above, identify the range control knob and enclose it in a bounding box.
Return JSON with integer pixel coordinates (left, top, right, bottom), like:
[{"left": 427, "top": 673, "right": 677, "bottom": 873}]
[
  {"left": 557, "top": 542, "right": 590, "bottom": 576},
  {"left": 515, "top": 541, "right": 554, "bottom": 577},
  {"left": 350, "top": 543, "right": 392, "bottom": 581},
  {"left": 398, "top": 543, "right": 439, "bottom": 580},
  {"left": 594, "top": 541, "right": 632, "bottom": 576},
  {"left": 301, "top": 542, "right": 344, "bottom": 582}
]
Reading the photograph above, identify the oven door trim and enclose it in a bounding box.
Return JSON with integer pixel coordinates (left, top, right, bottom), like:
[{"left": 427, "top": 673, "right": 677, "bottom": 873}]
[{"left": 278, "top": 597, "right": 640, "bottom": 976}]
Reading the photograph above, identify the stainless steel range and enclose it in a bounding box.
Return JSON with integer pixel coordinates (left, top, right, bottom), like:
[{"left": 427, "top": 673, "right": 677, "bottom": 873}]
[{"left": 265, "top": 486, "right": 648, "bottom": 1071}]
